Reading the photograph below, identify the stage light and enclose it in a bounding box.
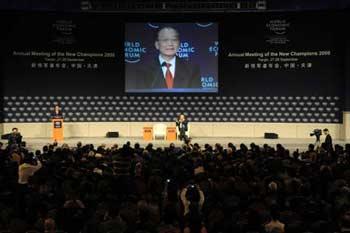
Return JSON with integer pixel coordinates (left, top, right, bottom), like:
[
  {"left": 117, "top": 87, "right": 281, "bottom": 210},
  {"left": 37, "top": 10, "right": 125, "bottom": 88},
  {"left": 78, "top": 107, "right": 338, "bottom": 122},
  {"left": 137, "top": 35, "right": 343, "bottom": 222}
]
[
  {"left": 256, "top": 0, "right": 267, "bottom": 10},
  {"left": 80, "top": 0, "right": 92, "bottom": 10}
]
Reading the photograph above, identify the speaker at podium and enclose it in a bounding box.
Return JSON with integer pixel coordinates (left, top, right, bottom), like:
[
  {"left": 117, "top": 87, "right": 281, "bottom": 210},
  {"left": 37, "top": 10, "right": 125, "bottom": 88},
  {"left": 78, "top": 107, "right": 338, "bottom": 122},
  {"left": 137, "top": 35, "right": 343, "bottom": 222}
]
[
  {"left": 52, "top": 118, "right": 63, "bottom": 141},
  {"left": 52, "top": 105, "right": 63, "bottom": 141}
]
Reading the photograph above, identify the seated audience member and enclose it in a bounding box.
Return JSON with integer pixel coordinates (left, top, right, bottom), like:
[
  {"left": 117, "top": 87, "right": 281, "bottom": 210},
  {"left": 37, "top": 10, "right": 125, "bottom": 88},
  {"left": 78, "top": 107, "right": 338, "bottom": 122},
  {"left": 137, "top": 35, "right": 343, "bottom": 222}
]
[
  {"left": 1, "top": 140, "right": 350, "bottom": 232},
  {"left": 44, "top": 218, "right": 56, "bottom": 233},
  {"left": 60, "top": 192, "right": 86, "bottom": 233},
  {"left": 265, "top": 205, "right": 285, "bottom": 233},
  {"left": 98, "top": 204, "right": 126, "bottom": 233},
  {"left": 339, "top": 210, "right": 350, "bottom": 233},
  {"left": 10, "top": 146, "right": 22, "bottom": 164}
]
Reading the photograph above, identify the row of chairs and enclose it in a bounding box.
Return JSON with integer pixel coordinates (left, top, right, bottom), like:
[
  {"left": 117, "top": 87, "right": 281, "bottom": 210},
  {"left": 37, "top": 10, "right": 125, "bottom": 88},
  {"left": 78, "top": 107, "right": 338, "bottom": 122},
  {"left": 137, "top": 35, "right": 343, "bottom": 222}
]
[{"left": 153, "top": 123, "right": 190, "bottom": 140}]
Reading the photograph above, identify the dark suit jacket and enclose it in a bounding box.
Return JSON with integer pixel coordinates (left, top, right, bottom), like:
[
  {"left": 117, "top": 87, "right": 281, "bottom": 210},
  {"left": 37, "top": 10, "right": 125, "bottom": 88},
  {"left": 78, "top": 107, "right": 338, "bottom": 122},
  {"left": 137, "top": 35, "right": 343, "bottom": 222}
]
[
  {"left": 51, "top": 110, "right": 63, "bottom": 119},
  {"left": 8, "top": 132, "right": 22, "bottom": 146},
  {"left": 176, "top": 120, "right": 188, "bottom": 132},
  {"left": 128, "top": 57, "right": 201, "bottom": 90},
  {"left": 324, "top": 134, "right": 333, "bottom": 152}
]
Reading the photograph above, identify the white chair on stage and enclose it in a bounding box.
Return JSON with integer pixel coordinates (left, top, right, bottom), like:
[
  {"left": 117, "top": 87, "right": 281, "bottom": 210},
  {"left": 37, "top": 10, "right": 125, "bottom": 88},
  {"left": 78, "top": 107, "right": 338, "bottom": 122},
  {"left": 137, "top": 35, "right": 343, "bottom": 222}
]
[
  {"left": 176, "top": 124, "right": 190, "bottom": 140},
  {"left": 153, "top": 123, "right": 167, "bottom": 140}
]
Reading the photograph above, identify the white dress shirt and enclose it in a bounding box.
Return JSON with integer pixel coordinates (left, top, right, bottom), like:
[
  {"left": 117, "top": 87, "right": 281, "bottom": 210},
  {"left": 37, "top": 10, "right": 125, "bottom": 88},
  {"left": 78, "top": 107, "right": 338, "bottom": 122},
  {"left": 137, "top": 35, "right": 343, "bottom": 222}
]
[
  {"left": 159, "top": 55, "right": 176, "bottom": 79},
  {"left": 18, "top": 160, "right": 42, "bottom": 184}
]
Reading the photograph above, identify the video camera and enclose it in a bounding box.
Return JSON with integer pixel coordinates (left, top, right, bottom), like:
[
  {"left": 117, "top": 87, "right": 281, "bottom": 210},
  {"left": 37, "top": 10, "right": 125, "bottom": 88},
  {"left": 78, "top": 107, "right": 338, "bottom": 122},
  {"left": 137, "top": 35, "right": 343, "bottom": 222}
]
[
  {"left": 310, "top": 129, "right": 322, "bottom": 137},
  {"left": 310, "top": 129, "right": 322, "bottom": 142}
]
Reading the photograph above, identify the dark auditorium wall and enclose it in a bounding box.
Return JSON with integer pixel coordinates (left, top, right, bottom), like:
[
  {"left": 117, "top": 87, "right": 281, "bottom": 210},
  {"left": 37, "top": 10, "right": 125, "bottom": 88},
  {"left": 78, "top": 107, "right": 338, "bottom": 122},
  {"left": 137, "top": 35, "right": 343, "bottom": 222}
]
[
  {"left": 346, "top": 11, "right": 350, "bottom": 112},
  {"left": 0, "top": 10, "right": 348, "bottom": 123}
]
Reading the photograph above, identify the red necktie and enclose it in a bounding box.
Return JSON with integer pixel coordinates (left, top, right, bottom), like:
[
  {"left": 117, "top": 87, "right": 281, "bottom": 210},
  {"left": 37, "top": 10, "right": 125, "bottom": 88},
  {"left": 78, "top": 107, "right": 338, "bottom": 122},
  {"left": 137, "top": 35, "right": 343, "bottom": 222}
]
[{"left": 165, "top": 63, "right": 173, "bottom": 89}]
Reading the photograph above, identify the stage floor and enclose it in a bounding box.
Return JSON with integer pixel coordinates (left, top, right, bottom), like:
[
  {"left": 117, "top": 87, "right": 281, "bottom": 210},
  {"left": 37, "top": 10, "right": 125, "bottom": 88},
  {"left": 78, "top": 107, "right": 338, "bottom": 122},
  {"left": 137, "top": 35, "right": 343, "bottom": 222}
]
[{"left": 1, "top": 137, "right": 349, "bottom": 152}]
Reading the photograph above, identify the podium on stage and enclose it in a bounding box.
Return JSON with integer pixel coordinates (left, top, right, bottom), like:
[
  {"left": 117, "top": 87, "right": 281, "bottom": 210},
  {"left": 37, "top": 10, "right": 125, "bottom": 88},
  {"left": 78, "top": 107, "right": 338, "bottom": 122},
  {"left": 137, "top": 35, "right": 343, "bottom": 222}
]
[
  {"left": 52, "top": 117, "right": 63, "bottom": 141},
  {"left": 166, "top": 127, "right": 177, "bottom": 141},
  {"left": 143, "top": 127, "right": 153, "bottom": 141}
]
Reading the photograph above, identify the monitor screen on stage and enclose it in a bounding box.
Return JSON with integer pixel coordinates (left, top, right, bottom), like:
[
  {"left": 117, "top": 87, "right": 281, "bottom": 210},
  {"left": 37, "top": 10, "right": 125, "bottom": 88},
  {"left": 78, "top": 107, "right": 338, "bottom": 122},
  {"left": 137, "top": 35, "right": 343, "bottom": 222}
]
[{"left": 124, "top": 23, "right": 218, "bottom": 93}]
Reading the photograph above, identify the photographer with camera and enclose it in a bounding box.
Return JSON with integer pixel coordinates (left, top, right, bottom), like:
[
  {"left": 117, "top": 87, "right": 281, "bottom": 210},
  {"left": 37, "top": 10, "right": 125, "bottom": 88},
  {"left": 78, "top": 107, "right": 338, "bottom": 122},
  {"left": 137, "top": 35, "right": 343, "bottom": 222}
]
[
  {"left": 16, "top": 152, "right": 42, "bottom": 217},
  {"left": 8, "top": 127, "right": 22, "bottom": 148},
  {"left": 180, "top": 183, "right": 206, "bottom": 233},
  {"left": 180, "top": 183, "right": 205, "bottom": 216},
  {"left": 310, "top": 129, "right": 322, "bottom": 148},
  {"left": 18, "top": 152, "right": 42, "bottom": 185}
]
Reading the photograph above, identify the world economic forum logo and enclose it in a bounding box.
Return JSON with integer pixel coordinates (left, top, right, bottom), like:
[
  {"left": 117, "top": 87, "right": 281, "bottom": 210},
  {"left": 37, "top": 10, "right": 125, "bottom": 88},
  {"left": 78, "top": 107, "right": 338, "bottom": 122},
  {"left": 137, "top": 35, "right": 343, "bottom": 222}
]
[
  {"left": 124, "top": 41, "right": 147, "bottom": 63},
  {"left": 201, "top": 76, "right": 218, "bottom": 88},
  {"left": 147, "top": 23, "right": 160, "bottom": 29},
  {"left": 176, "top": 42, "right": 195, "bottom": 59},
  {"left": 266, "top": 19, "right": 290, "bottom": 35},
  {"left": 196, "top": 23, "right": 214, "bottom": 28},
  {"left": 209, "top": 41, "right": 219, "bottom": 56}
]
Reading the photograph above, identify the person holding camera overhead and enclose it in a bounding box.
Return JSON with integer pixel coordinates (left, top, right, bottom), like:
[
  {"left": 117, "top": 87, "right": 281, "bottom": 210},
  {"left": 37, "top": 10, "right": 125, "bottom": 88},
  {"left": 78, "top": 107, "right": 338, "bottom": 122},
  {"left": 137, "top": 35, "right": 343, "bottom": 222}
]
[
  {"left": 180, "top": 183, "right": 205, "bottom": 216},
  {"left": 18, "top": 152, "right": 42, "bottom": 185},
  {"left": 180, "top": 183, "right": 207, "bottom": 233}
]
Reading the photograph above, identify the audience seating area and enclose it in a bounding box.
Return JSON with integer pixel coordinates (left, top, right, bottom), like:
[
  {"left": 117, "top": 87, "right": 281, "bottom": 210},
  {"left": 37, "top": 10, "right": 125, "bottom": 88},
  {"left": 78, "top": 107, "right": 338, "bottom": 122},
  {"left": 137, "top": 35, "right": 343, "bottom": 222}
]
[{"left": 0, "top": 140, "right": 350, "bottom": 233}]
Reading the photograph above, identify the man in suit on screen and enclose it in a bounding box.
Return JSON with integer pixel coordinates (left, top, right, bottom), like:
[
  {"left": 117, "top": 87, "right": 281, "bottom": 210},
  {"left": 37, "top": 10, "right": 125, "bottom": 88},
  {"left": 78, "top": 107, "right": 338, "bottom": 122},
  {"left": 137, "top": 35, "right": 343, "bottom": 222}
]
[{"left": 130, "top": 26, "right": 201, "bottom": 90}]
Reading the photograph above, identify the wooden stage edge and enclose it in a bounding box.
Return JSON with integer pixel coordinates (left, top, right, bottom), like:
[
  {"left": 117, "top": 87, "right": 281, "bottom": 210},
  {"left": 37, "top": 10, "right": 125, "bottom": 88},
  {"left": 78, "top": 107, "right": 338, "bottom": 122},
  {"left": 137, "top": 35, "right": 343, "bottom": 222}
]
[{"left": 1, "top": 137, "right": 349, "bottom": 152}]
